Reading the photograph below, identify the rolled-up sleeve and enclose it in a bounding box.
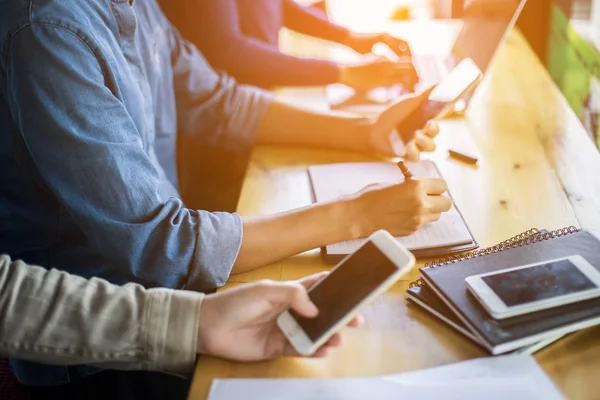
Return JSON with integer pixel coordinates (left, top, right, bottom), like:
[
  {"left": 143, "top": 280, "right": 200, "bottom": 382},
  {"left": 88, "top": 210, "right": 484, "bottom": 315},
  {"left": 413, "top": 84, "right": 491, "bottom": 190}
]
[
  {"left": 5, "top": 23, "right": 240, "bottom": 291},
  {"left": 0, "top": 255, "right": 203, "bottom": 374},
  {"left": 170, "top": 27, "right": 274, "bottom": 152},
  {"left": 189, "top": 212, "right": 243, "bottom": 288}
]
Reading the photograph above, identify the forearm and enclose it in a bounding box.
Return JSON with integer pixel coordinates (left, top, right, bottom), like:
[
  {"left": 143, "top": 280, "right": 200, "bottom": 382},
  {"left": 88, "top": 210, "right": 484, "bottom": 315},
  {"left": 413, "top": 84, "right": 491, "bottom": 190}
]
[
  {"left": 0, "top": 255, "right": 202, "bottom": 374},
  {"left": 233, "top": 198, "right": 360, "bottom": 273},
  {"left": 283, "top": 0, "right": 349, "bottom": 44},
  {"left": 172, "top": 0, "right": 340, "bottom": 88},
  {"left": 255, "top": 99, "right": 373, "bottom": 153},
  {"left": 202, "top": 35, "right": 341, "bottom": 88}
]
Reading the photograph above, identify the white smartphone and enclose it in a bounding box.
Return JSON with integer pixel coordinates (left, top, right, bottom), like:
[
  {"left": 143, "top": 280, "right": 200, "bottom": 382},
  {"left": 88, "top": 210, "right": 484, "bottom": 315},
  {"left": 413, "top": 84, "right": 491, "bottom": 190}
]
[
  {"left": 390, "top": 57, "right": 483, "bottom": 155},
  {"left": 466, "top": 255, "right": 600, "bottom": 320},
  {"left": 277, "top": 230, "right": 416, "bottom": 356}
]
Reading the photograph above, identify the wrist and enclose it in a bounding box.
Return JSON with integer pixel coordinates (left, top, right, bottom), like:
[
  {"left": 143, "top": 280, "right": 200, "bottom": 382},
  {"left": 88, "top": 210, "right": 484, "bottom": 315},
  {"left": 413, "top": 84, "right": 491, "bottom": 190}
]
[
  {"left": 196, "top": 294, "right": 213, "bottom": 356},
  {"left": 325, "top": 114, "right": 374, "bottom": 154},
  {"left": 311, "top": 197, "right": 361, "bottom": 244},
  {"left": 334, "top": 194, "right": 369, "bottom": 240}
]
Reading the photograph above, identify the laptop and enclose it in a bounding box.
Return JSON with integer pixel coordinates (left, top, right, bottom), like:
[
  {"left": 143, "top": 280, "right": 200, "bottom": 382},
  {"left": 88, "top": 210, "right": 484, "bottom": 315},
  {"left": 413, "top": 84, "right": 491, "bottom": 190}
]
[
  {"left": 414, "top": 0, "right": 527, "bottom": 84},
  {"left": 328, "top": 0, "right": 528, "bottom": 111}
]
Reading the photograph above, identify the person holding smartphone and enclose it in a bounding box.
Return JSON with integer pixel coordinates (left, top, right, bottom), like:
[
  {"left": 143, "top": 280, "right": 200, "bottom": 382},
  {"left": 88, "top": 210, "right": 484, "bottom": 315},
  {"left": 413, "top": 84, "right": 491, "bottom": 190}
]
[
  {"left": 0, "top": 0, "right": 450, "bottom": 397},
  {"left": 0, "top": 254, "right": 360, "bottom": 398},
  {"left": 161, "top": 0, "right": 417, "bottom": 90}
]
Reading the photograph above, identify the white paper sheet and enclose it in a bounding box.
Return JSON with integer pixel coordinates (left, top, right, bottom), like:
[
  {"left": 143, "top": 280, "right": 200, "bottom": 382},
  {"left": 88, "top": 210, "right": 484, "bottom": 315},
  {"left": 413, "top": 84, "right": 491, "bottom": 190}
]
[
  {"left": 207, "top": 355, "right": 565, "bottom": 400},
  {"left": 308, "top": 161, "right": 473, "bottom": 255}
]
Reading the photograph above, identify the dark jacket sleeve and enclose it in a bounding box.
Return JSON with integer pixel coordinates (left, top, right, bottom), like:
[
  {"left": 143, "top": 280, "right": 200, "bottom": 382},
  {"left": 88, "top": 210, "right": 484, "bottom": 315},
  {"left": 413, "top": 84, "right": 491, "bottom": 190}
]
[
  {"left": 168, "top": 0, "right": 340, "bottom": 88},
  {"left": 282, "top": 0, "right": 349, "bottom": 44}
]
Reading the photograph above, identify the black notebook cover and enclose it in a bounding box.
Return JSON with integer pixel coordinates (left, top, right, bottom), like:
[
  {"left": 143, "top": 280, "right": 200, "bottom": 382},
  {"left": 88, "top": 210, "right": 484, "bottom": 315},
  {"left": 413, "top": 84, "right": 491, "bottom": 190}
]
[
  {"left": 406, "top": 285, "right": 482, "bottom": 344},
  {"left": 407, "top": 284, "right": 566, "bottom": 355},
  {"left": 420, "top": 229, "right": 600, "bottom": 354}
]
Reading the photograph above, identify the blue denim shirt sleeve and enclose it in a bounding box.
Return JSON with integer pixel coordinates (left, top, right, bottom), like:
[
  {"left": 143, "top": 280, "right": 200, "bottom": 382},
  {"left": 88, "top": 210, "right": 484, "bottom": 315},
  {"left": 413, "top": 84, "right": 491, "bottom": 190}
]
[
  {"left": 5, "top": 23, "right": 241, "bottom": 292},
  {"left": 169, "top": 26, "right": 274, "bottom": 151}
]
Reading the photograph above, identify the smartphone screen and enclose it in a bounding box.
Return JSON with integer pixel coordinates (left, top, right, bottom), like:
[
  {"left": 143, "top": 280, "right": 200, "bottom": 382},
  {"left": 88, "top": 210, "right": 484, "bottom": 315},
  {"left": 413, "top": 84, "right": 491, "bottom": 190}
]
[
  {"left": 291, "top": 241, "right": 399, "bottom": 342},
  {"left": 396, "top": 99, "right": 450, "bottom": 143},
  {"left": 396, "top": 58, "right": 482, "bottom": 144},
  {"left": 482, "top": 258, "right": 599, "bottom": 307}
]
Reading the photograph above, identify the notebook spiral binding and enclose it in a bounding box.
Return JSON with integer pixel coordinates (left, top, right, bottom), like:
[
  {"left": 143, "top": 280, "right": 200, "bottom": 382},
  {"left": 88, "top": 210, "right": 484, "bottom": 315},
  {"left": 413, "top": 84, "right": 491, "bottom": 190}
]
[{"left": 409, "top": 226, "right": 580, "bottom": 288}]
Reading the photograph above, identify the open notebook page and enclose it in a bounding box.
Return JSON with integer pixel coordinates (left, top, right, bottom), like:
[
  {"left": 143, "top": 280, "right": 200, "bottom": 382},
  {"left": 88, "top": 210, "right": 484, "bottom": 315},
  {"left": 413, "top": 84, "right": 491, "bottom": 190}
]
[{"left": 308, "top": 160, "right": 473, "bottom": 255}]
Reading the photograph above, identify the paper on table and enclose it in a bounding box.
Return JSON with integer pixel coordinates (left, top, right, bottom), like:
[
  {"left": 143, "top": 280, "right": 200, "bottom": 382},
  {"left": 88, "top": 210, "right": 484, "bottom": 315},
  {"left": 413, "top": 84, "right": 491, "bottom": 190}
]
[
  {"left": 207, "top": 355, "right": 565, "bottom": 400},
  {"left": 382, "top": 353, "right": 560, "bottom": 389},
  {"left": 209, "top": 379, "right": 532, "bottom": 400},
  {"left": 308, "top": 160, "right": 473, "bottom": 255}
]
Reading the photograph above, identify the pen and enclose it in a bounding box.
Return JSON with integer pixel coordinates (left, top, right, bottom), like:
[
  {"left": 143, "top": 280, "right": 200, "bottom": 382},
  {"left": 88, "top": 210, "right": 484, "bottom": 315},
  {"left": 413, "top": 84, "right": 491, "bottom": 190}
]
[
  {"left": 448, "top": 149, "right": 478, "bottom": 165},
  {"left": 397, "top": 161, "right": 413, "bottom": 180}
]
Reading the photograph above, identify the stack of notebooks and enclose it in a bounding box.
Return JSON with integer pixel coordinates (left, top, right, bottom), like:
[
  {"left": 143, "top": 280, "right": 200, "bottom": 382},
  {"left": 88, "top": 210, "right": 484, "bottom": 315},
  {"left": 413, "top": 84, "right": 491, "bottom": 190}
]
[{"left": 407, "top": 227, "right": 600, "bottom": 354}]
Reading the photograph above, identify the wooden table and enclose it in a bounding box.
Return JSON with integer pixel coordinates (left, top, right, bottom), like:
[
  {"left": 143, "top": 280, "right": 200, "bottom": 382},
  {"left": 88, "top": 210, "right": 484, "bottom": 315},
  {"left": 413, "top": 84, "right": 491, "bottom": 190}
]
[{"left": 189, "top": 22, "right": 600, "bottom": 399}]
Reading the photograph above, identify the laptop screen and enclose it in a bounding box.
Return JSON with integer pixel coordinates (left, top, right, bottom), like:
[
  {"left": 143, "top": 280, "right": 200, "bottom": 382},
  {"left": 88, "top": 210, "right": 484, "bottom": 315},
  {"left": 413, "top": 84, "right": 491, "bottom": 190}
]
[{"left": 451, "top": 0, "right": 527, "bottom": 72}]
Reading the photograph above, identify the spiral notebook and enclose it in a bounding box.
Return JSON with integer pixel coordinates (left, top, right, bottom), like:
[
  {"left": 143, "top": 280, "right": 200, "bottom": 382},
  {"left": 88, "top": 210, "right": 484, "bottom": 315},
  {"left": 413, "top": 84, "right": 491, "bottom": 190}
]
[
  {"left": 308, "top": 160, "right": 478, "bottom": 262},
  {"left": 407, "top": 229, "right": 562, "bottom": 354},
  {"left": 407, "top": 227, "right": 600, "bottom": 354}
]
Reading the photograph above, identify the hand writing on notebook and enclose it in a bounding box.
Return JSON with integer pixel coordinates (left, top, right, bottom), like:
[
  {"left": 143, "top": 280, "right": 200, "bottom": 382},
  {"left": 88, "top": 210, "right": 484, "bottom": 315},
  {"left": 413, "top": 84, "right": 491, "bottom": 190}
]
[
  {"left": 369, "top": 87, "right": 438, "bottom": 160},
  {"left": 351, "top": 178, "right": 452, "bottom": 236},
  {"left": 198, "top": 272, "right": 362, "bottom": 362}
]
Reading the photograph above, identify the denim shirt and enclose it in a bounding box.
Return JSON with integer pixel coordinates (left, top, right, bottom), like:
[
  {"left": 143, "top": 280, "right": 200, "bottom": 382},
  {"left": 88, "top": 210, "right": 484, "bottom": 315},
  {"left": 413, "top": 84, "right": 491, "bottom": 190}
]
[{"left": 0, "top": 0, "right": 271, "bottom": 386}]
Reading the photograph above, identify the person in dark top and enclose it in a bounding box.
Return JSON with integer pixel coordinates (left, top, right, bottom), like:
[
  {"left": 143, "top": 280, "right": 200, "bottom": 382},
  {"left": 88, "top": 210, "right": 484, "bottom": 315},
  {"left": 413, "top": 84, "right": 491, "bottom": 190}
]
[{"left": 162, "top": 0, "right": 416, "bottom": 89}]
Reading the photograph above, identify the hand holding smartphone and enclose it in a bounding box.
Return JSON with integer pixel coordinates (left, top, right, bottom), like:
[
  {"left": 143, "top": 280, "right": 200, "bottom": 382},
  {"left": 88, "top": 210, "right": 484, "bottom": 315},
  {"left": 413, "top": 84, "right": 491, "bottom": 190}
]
[
  {"left": 389, "top": 58, "right": 483, "bottom": 156},
  {"left": 277, "top": 230, "right": 416, "bottom": 356}
]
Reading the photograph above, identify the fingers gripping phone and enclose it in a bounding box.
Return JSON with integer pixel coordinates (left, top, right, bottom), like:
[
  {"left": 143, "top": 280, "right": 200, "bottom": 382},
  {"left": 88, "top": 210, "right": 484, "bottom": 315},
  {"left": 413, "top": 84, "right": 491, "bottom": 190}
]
[
  {"left": 277, "top": 230, "right": 416, "bottom": 356},
  {"left": 390, "top": 58, "right": 483, "bottom": 155}
]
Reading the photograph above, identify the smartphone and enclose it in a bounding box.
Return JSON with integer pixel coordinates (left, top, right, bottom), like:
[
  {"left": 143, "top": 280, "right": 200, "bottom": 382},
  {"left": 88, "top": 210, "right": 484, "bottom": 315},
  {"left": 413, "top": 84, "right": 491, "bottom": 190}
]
[
  {"left": 277, "top": 230, "right": 416, "bottom": 356},
  {"left": 466, "top": 255, "right": 600, "bottom": 320},
  {"left": 391, "top": 57, "right": 483, "bottom": 154}
]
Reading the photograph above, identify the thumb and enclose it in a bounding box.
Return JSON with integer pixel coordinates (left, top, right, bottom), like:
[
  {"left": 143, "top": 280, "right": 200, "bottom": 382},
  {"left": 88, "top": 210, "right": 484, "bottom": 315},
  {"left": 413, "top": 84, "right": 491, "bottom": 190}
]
[
  {"left": 401, "top": 84, "right": 435, "bottom": 108},
  {"left": 376, "top": 86, "right": 432, "bottom": 134},
  {"left": 265, "top": 281, "right": 319, "bottom": 318},
  {"left": 297, "top": 271, "right": 329, "bottom": 290}
]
